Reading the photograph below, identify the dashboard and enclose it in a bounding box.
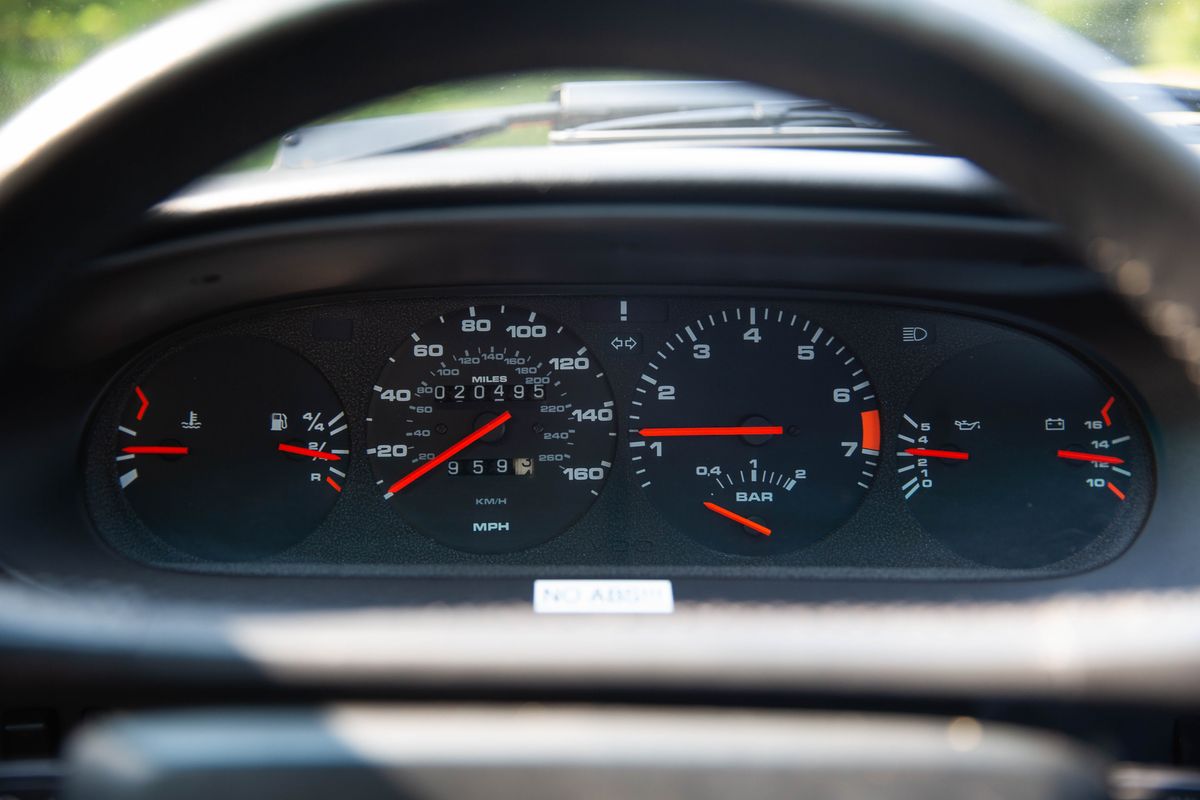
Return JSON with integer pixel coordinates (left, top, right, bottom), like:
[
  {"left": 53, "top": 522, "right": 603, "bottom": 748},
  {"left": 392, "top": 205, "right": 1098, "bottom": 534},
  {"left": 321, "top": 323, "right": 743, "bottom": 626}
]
[{"left": 84, "top": 289, "right": 1154, "bottom": 578}]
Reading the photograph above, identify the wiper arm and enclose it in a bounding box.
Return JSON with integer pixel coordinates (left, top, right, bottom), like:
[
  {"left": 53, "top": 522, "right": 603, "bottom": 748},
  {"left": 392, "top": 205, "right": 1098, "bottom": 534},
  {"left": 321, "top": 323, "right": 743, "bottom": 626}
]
[
  {"left": 273, "top": 81, "right": 904, "bottom": 168},
  {"left": 274, "top": 102, "right": 557, "bottom": 169}
]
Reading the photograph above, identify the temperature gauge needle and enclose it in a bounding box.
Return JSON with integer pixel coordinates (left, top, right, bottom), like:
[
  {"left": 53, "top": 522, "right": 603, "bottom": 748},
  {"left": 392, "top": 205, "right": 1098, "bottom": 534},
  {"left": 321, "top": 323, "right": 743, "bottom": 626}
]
[
  {"left": 277, "top": 443, "right": 341, "bottom": 461},
  {"left": 121, "top": 446, "right": 189, "bottom": 455},
  {"left": 386, "top": 411, "right": 512, "bottom": 496},
  {"left": 639, "top": 426, "right": 783, "bottom": 437},
  {"left": 904, "top": 447, "right": 970, "bottom": 461},
  {"left": 703, "top": 501, "right": 772, "bottom": 536},
  {"left": 1057, "top": 449, "right": 1124, "bottom": 465}
]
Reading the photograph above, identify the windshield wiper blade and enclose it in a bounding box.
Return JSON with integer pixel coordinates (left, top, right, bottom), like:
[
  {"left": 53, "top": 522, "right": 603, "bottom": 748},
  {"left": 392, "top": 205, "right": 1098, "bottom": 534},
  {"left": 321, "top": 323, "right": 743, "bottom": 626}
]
[{"left": 273, "top": 81, "right": 908, "bottom": 168}]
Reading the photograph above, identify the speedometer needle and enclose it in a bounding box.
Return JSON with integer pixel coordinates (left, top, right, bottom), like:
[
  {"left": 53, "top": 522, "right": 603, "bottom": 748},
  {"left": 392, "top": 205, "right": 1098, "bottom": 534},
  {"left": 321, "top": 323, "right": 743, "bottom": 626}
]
[
  {"left": 703, "top": 501, "right": 772, "bottom": 536},
  {"left": 639, "top": 426, "right": 783, "bottom": 437},
  {"left": 277, "top": 443, "right": 341, "bottom": 461},
  {"left": 385, "top": 410, "right": 512, "bottom": 496}
]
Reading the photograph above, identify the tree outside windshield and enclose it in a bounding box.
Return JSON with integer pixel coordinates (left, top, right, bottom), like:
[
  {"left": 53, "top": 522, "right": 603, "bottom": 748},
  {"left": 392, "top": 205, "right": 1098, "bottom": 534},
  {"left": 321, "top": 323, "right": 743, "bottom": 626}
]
[{"left": 2, "top": 0, "right": 1198, "bottom": 127}]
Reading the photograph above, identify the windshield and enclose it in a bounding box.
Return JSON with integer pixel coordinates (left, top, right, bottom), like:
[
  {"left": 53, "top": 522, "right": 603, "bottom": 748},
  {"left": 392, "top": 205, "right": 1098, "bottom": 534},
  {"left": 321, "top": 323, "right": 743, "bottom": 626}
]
[{"left": 2, "top": 0, "right": 1198, "bottom": 166}]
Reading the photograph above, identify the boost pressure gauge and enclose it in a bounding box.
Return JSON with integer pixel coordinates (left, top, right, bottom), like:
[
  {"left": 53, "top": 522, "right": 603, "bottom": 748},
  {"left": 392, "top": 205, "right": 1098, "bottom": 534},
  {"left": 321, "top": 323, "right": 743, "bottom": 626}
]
[
  {"left": 366, "top": 305, "right": 617, "bottom": 553},
  {"left": 630, "top": 306, "right": 880, "bottom": 555}
]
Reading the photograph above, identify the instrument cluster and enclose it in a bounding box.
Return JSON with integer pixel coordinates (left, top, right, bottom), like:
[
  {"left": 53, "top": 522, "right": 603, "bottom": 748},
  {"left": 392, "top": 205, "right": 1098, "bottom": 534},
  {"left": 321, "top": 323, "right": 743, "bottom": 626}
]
[{"left": 85, "top": 292, "right": 1155, "bottom": 577}]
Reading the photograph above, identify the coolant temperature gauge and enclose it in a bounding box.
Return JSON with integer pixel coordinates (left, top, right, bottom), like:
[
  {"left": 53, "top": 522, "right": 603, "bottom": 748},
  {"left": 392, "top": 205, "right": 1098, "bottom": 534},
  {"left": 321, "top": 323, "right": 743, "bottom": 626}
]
[
  {"left": 897, "top": 340, "right": 1150, "bottom": 568},
  {"left": 115, "top": 336, "right": 350, "bottom": 560}
]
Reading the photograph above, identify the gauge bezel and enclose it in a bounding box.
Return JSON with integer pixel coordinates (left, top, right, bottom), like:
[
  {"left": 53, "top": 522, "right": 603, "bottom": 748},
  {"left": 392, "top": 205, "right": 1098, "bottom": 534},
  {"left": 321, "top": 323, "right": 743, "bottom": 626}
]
[{"left": 81, "top": 287, "right": 1157, "bottom": 578}]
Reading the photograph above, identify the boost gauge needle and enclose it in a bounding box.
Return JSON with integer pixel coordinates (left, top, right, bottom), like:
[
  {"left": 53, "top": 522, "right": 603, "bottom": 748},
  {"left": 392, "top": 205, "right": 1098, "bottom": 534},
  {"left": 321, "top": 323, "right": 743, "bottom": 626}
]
[
  {"left": 703, "top": 501, "right": 772, "bottom": 536},
  {"left": 385, "top": 410, "right": 512, "bottom": 497}
]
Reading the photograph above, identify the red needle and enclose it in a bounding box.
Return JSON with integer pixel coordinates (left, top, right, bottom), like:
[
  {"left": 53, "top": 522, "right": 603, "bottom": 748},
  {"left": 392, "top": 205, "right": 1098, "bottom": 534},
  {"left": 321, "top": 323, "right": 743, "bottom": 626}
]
[
  {"left": 1057, "top": 449, "right": 1124, "bottom": 465},
  {"left": 905, "top": 447, "right": 970, "bottom": 461},
  {"left": 278, "top": 443, "right": 341, "bottom": 461},
  {"left": 386, "top": 411, "right": 512, "bottom": 495},
  {"left": 639, "top": 426, "right": 783, "bottom": 437},
  {"left": 122, "top": 445, "right": 188, "bottom": 455},
  {"left": 703, "top": 501, "right": 772, "bottom": 536}
]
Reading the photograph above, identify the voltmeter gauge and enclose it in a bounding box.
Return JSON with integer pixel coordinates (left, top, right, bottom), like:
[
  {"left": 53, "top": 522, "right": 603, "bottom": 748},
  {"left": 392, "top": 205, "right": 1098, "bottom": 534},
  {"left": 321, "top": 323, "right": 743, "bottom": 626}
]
[
  {"left": 366, "top": 305, "right": 617, "bottom": 553},
  {"left": 114, "top": 336, "right": 349, "bottom": 560},
  {"left": 897, "top": 340, "right": 1151, "bottom": 568},
  {"left": 630, "top": 307, "right": 880, "bottom": 556}
]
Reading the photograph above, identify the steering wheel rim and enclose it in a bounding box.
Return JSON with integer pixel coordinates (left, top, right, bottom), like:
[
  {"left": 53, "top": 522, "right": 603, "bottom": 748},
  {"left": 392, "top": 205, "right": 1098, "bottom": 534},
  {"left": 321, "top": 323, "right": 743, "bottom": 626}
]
[{"left": 1, "top": 0, "right": 1199, "bottom": 379}]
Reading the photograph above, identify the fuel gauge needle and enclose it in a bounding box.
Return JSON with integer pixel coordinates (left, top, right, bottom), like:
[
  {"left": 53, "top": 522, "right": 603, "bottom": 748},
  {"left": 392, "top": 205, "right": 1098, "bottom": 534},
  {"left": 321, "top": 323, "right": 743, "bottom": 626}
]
[
  {"left": 703, "top": 501, "right": 772, "bottom": 536},
  {"left": 386, "top": 410, "right": 512, "bottom": 496},
  {"left": 277, "top": 443, "right": 341, "bottom": 461}
]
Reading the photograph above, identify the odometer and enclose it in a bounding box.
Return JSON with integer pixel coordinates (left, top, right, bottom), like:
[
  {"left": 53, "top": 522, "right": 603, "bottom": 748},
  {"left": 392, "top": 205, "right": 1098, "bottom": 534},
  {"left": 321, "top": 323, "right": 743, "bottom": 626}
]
[
  {"left": 630, "top": 306, "right": 879, "bottom": 555},
  {"left": 366, "top": 305, "right": 616, "bottom": 553}
]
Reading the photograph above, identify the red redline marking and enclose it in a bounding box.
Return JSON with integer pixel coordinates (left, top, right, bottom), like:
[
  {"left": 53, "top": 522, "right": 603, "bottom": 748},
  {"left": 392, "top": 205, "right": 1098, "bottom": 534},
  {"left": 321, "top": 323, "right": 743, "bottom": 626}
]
[
  {"left": 134, "top": 386, "right": 149, "bottom": 421},
  {"left": 387, "top": 411, "right": 512, "bottom": 494},
  {"left": 638, "top": 426, "right": 783, "bottom": 438},
  {"left": 703, "top": 501, "right": 771, "bottom": 536},
  {"left": 121, "top": 446, "right": 188, "bottom": 455},
  {"left": 1057, "top": 449, "right": 1124, "bottom": 465},
  {"left": 1101, "top": 396, "right": 1115, "bottom": 427},
  {"left": 278, "top": 443, "right": 341, "bottom": 461},
  {"left": 326, "top": 476, "right": 342, "bottom": 493},
  {"left": 905, "top": 447, "right": 970, "bottom": 461},
  {"left": 1107, "top": 481, "right": 1126, "bottom": 501},
  {"left": 860, "top": 409, "right": 881, "bottom": 452}
]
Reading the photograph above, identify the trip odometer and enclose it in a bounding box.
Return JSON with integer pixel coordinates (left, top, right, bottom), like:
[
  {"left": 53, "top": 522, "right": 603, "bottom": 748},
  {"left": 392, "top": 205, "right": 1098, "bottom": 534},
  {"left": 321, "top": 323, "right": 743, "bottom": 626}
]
[
  {"left": 631, "top": 307, "right": 880, "bottom": 556},
  {"left": 366, "top": 305, "right": 616, "bottom": 553}
]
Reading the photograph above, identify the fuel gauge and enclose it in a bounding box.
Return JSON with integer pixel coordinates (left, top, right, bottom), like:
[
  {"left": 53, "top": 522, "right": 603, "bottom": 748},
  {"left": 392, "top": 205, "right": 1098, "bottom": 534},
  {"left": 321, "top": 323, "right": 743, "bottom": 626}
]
[
  {"left": 897, "top": 340, "right": 1150, "bottom": 568},
  {"left": 114, "top": 336, "right": 349, "bottom": 560}
]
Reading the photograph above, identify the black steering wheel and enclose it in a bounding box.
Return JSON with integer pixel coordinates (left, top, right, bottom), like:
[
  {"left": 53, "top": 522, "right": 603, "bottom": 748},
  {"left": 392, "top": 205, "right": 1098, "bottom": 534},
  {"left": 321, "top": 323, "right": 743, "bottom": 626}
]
[{"left": 1, "top": 0, "right": 1199, "bottom": 384}]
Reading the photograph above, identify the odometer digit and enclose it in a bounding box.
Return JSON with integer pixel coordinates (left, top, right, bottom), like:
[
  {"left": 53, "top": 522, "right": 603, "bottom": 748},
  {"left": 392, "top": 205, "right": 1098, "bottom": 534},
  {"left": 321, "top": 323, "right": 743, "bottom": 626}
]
[{"left": 366, "top": 305, "right": 616, "bottom": 553}]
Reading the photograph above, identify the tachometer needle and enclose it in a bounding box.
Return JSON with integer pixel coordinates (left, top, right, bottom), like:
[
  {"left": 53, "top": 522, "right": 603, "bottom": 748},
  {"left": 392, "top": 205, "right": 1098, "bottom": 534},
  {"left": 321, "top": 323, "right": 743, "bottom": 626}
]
[
  {"left": 278, "top": 443, "right": 341, "bottom": 461},
  {"left": 121, "top": 445, "right": 189, "bottom": 455},
  {"left": 386, "top": 410, "right": 512, "bottom": 496},
  {"left": 1056, "top": 449, "right": 1124, "bottom": 465},
  {"left": 904, "top": 447, "right": 970, "bottom": 461},
  {"left": 703, "top": 501, "right": 772, "bottom": 536},
  {"left": 639, "top": 426, "right": 783, "bottom": 437}
]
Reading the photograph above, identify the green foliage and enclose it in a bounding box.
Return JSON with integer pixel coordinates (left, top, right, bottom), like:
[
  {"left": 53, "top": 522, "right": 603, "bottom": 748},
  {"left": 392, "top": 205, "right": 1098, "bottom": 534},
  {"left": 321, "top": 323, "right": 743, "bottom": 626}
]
[{"left": 0, "top": 0, "right": 192, "bottom": 118}]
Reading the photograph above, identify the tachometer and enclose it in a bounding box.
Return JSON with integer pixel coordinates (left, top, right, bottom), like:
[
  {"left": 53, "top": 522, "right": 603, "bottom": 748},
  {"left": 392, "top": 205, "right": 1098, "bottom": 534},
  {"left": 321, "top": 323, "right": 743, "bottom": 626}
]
[
  {"left": 366, "top": 305, "right": 617, "bottom": 553},
  {"left": 630, "top": 306, "right": 879, "bottom": 555}
]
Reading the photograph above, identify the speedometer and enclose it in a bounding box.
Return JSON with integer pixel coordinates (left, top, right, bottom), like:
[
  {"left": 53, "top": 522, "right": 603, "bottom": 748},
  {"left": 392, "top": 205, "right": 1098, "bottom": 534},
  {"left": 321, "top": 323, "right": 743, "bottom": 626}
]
[
  {"left": 630, "top": 306, "right": 880, "bottom": 555},
  {"left": 366, "top": 305, "right": 616, "bottom": 553}
]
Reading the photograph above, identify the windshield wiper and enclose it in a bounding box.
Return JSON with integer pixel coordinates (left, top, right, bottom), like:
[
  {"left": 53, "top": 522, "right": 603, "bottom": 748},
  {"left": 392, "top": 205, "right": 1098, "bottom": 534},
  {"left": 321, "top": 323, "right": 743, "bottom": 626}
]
[{"left": 272, "top": 80, "right": 918, "bottom": 169}]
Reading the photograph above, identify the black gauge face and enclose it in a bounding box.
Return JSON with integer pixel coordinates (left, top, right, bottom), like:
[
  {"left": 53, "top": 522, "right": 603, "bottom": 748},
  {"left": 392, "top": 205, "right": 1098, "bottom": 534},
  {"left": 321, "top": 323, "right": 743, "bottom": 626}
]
[
  {"left": 630, "top": 307, "right": 880, "bottom": 555},
  {"left": 366, "top": 305, "right": 617, "bottom": 553},
  {"left": 115, "top": 336, "right": 349, "bottom": 560},
  {"left": 898, "top": 340, "right": 1147, "bottom": 568}
]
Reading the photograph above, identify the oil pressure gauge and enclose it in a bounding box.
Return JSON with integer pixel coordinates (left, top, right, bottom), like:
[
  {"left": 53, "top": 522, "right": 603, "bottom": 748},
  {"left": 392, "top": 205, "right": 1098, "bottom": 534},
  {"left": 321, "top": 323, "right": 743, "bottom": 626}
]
[{"left": 897, "top": 340, "right": 1152, "bottom": 568}]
